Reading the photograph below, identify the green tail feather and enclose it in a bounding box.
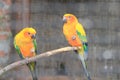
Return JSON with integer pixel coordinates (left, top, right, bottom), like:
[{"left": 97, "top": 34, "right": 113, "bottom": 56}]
[
  {"left": 77, "top": 49, "right": 91, "bottom": 80},
  {"left": 27, "top": 62, "right": 38, "bottom": 80},
  {"left": 78, "top": 55, "right": 91, "bottom": 80}
]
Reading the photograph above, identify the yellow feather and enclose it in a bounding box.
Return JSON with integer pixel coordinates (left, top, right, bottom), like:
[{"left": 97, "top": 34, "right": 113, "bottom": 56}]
[{"left": 76, "top": 23, "right": 86, "bottom": 36}]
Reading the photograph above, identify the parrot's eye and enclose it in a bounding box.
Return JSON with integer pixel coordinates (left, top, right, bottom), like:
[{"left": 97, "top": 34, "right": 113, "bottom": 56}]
[
  {"left": 28, "top": 32, "right": 31, "bottom": 35},
  {"left": 68, "top": 16, "right": 71, "bottom": 19}
]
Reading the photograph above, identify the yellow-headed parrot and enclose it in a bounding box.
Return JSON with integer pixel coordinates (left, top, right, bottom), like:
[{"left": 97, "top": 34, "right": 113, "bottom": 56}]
[
  {"left": 62, "top": 14, "right": 91, "bottom": 80},
  {"left": 14, "top": 27, "right": 38, "bottom": 80}
]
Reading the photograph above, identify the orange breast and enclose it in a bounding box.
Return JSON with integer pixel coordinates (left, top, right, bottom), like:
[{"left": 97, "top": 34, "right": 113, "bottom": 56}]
[
  {"left": 63, "top": 25, "right": 82, "bottom": 47},
  {"left": 67, "top": 33, "right": 82, "bottom": 47},
  {"left": 20, "top": 42, "right": 36, "bottom": 58}
]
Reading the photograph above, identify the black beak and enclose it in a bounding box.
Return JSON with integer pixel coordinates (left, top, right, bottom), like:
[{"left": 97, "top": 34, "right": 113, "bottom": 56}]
[
  {"left": 63, "top": 17, "right": 67, "bottom": 23},
  {"left": 31, "top": 34, "right": 36, "bottom": 39}
]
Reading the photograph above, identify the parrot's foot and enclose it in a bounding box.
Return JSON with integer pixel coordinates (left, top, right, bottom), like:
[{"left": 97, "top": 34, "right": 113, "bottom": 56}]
[{"left": 25, "top": 57, "right": 30, "bottom": 64}]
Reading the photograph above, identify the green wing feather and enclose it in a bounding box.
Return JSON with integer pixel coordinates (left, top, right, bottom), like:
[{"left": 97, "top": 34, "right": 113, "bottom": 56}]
[
  {"left": 76, "top": 23, "right": 87, "bottom": 42},
  {"left": 33, "top": 39, "right": 37, "bottom": 54},
  {"left": 76, "top": 24, "right": 91, "bottom": 80},
  {"left": 76, "top": 23, "right": 88, "bottom": 55},
  {"left": 14, "top": 41, "right": 24, "bottom": 59},
  {"left": 76, "top": 30, "right": 87, "bottom": 42}
]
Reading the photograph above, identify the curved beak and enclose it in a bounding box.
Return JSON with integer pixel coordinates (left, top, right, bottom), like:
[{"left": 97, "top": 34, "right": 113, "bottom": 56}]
[
  {"left": 63, "top": 17, "right": 67, "bottom": 23},
  {"left": 31, "top": 34, "right": 36, "bottom": 39}
]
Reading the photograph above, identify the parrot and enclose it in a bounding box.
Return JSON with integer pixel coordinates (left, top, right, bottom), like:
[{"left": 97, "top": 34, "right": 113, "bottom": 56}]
[
  {"left": 62, "top": 13, "right": 91, "bottom": 80},
  {"left": 14, "top": 27, "right": 38, "bottom": 80}
]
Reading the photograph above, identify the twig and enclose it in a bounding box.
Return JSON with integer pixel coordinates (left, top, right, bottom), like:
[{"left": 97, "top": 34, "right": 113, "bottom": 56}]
[{"left": 0, "top": 46, "right": 80, "bottom": 76}]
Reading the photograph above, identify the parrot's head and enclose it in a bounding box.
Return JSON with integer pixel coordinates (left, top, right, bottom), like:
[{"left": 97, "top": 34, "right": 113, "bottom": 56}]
[
  {"left": 21, "top": 27, "right": 36, "bottom": 40},
  {"left": 63, "top": 13, "right": 78, "bottom": 24}
]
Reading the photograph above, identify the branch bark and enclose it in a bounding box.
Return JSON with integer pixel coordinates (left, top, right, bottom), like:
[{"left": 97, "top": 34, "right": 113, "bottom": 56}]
[{"left": 0, "top": 46, "right": 80, "bottom": 76}]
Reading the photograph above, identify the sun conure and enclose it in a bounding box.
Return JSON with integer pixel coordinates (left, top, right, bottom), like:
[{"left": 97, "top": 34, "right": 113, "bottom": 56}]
[
  {"left": 62, "top": 14, "right": 91, "bottom": 80},
  {"left": 14, "top": 27, "right": 38, "bottom": 80}
]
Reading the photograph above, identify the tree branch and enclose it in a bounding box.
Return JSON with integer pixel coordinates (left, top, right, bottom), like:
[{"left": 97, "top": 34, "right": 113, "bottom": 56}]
[{"left": 0, "top": 46, "right": 80, "bottom": 76}]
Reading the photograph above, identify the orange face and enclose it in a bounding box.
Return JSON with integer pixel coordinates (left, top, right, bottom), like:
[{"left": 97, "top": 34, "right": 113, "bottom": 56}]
[
  {"left": 63, "top": 14, "right": 78, "bottom": 24},
  {"left": 22, "top": 28, "right": 36, "bottom": 40}
]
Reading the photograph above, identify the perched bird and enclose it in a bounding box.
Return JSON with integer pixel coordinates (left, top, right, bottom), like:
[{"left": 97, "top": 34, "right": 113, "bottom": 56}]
[
  {"left": 14, "top": 27, "right": 38, "bottom": 80},
  {"left": 62, "top": 14, "right": 91, "bottom": 80}
]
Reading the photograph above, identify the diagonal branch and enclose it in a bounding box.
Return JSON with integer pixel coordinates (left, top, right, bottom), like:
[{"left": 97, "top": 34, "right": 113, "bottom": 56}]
[{"left": 0, "top": 46, "right": 80, "bottom": 76}]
